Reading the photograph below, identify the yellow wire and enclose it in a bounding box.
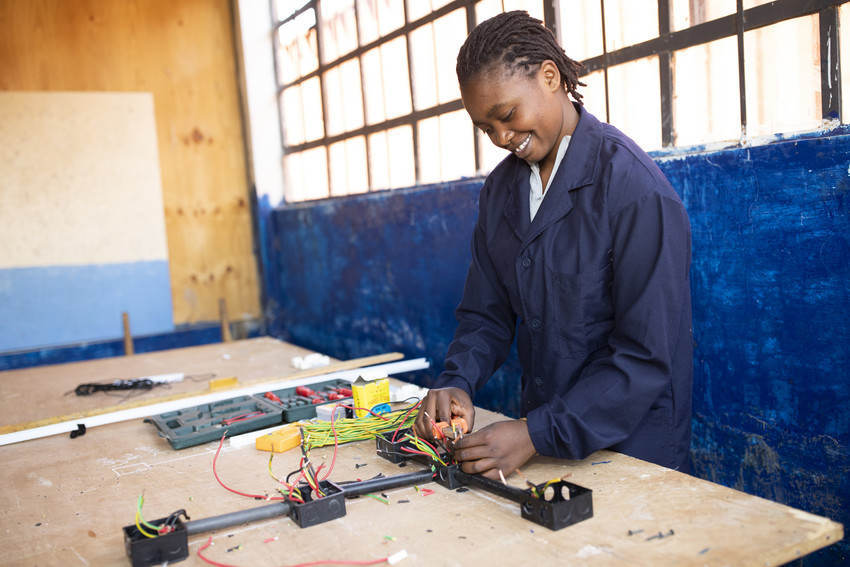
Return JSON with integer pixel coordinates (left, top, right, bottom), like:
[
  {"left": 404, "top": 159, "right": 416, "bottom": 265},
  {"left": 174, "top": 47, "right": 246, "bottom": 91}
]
[{"left": 135, "top": 511, "right": 157, "bottom": 538}]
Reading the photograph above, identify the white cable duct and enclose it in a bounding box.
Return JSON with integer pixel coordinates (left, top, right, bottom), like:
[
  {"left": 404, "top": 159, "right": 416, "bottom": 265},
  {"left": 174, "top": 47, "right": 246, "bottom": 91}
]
[{"left": 0, "top": 358, "right": 430, "bottom": 447}]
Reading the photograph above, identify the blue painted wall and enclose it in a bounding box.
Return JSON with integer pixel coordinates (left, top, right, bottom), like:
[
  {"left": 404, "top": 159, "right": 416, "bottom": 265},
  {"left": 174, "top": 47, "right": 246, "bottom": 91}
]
[
  {"left": 0, "top": 261, "right": 174, "bottom": 352},
  {"left": 265, "top": 133, "right": 849, "bottom": 564}
]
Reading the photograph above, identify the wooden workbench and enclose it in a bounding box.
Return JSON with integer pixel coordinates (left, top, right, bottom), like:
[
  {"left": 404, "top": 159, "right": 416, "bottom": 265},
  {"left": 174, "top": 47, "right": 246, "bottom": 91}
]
[{"left": 0, "top": 338, "right": 842, "bottom": 566}]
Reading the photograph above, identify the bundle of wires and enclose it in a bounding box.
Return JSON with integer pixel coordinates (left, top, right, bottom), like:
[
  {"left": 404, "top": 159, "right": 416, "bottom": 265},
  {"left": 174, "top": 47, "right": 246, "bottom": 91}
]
[
  {"left": 134, "top": 492, "right": 188, "bottom": 538},
  {"left": 300, "top": 402, "right": 419, "bottom": 451}
]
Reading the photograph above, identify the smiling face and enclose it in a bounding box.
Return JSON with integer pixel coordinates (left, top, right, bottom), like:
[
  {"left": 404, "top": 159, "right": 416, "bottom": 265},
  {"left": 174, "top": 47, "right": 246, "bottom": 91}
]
[{"left": 460, "top": 60, "right": 578, "bottom": 171}]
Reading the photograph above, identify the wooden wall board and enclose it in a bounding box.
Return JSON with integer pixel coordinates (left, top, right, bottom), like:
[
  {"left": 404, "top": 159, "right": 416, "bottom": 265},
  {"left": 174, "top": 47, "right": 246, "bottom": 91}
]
[
  {"left": 0, "top": 0, "right": 261, "bottom": 326},
  {"left": 0, "top": 342, "right": 842, "bottom": 566}
]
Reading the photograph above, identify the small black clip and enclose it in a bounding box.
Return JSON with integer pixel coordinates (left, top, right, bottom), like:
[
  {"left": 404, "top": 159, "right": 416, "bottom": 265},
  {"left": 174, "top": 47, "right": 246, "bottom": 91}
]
[{"left": 70, "top": 423, "right": 87, "bottom": 439}]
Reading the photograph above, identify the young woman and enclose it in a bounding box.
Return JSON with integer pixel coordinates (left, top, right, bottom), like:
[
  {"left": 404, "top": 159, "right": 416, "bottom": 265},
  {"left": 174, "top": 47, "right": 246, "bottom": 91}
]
[{"left": 414, "top": 11, "right": 693, "bottom": 480}]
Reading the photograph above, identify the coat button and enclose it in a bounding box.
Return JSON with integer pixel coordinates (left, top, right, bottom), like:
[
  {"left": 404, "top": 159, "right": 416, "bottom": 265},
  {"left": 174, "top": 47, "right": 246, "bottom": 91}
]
[
  {"left": 530, "top": 318, "right": 541, "bottom": 328},
  {"left": 534, "top": 376, "right": 543, "bottom": 387},
  {"left": 521, "top": 257, "right": 531, "bottom": 268}
]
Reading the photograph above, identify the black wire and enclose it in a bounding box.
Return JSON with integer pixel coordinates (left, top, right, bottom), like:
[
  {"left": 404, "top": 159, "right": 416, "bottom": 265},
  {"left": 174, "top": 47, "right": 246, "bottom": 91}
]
[{"left": 74, "top": 378, "right": 158, "bottom": 396}]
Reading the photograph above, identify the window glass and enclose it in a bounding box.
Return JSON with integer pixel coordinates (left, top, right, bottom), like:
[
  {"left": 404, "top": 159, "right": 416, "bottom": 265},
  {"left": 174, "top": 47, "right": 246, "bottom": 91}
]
[
  {"left": 324, "top": 60, "right": 364, "bottom": 136},
  {"left": 673, "top": 37, "right": 740, "bottom": 146},
  {"left": 744, "top": 15, "right": 821, "bottom": 138},
  {"left": 284, "top": 147, "right": 329, "bottom": 201},
  {"left": 558, "top": 0, "right": 604, "bottom": 60},
  {"left": 361, "top": 38, "right": 412, "bottom": 124},
  {"left": 320, "top": 0, "right": 358, "bottom": 63},
  {"left": 276, "top": 9, "right": 318, "bottom": 83},
  {"left": 275, "top": 0, "right": 309, "bottom": 21},
  {"left": 607, "top": 55, "right": 662, "bottom": 150},
  {"left": 670, "top": 0, "right": 735, "bottom": 32},
  {"left": 408, "top": 0, "right": 454, "bottom": 22},
  {"left": 434, "top": 10, "right": 466, "bottom": 104},
  {"left": 357, "top": 0, "right": 404, "bottom": 45},
  {"left": 742, "top": 0, "right": 773, "bottom": 8},
  {"left": 409, "top": 23, "right": 438, "bottom": 110},
  {"left": 369, "top": 126, "right": 415, "bottom": 190},
  {"left": 280, "top": 86, "right": 305, "bottom": 146},
  {"left": 477, "top": 129, "right": 509, "bottom": 176},
  {"left": 577, "top": 69, "right": 606, "bottom": 122},
  {"left": 476, "top": 0, "right": 544, "bottom": 24},
  {"left": 418, "top": 110, "right": 476, "bottom": 185},
  {"left": 301, "top": 77, "right": 325, "bottom": 142},
  {"left": 604, "top": 0, "right": 659, "bottom": 51},
  {"left": 329, "top": 137, "right": 368, "bottom": 196}
]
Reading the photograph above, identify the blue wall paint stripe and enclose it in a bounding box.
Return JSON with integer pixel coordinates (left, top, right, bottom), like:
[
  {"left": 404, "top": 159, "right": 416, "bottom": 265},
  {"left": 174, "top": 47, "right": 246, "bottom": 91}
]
[{"left": 0, "top": 261, "right": 174, "bottom": 352}]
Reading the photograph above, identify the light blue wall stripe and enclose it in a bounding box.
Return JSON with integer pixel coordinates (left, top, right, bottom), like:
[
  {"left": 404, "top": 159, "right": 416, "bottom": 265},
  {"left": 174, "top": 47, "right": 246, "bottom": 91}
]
[{"left": 0, "top": 261, "right": 174, "bottom": 352}]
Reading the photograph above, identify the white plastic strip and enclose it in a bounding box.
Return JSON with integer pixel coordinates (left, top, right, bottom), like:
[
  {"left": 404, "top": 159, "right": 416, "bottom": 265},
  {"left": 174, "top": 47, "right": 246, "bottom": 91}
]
[{"left": 0, "top": 358, "right": 429, "bottom": 447}]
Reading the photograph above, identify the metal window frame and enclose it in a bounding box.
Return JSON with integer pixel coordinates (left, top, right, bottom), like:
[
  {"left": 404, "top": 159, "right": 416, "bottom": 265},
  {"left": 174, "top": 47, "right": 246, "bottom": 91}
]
[
  {"left": 576, "top": 0, "right": 847, "bottom": 146},
  {"left": 270, "top": 0, "right": 848, "bottom": 200}
]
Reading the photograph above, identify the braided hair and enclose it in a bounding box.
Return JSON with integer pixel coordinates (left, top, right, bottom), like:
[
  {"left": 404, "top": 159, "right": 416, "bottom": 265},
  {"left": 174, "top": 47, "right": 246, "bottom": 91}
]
[{"left": 456, "top": 10, "right": 585, "bottom": 104}]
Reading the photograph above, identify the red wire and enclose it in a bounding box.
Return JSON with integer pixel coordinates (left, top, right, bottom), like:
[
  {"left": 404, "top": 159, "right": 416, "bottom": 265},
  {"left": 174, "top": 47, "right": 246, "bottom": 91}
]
[
  {"left": 212, "top": 432, "right": 286, "bottom": 501},
  {"left": 391, "top": 401, "right": 421, "bottom": 442},
  {"left": 197, "top": 537, "right": 389, "bottom": 567},
  {"left": 321, "top": 411, "right": 340, "bottom": 480}
]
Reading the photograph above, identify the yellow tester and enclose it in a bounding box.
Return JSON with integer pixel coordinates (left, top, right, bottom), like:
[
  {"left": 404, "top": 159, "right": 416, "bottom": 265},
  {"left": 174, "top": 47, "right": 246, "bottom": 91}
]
[
  {"left": 255, "top": 422, "right": 304, "bottom": 453},
  {"left": 351, "top": 376, "right": 390, "bottom": 418}
]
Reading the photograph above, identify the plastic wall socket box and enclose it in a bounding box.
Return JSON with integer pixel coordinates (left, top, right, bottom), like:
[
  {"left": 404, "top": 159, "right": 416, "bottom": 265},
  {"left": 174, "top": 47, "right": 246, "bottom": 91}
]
[
  {"left": 288, "top": 481, "right": 346, "bottom": 528},
  {"left": 433, "top": 464, "right": 466, "bottom": 490},
  {"left": 123, "top": 517, "right": 189, "bottom": 567},
  {"left": 257, "top": 378, "right": 353, "bottom": 422},
  {"left": 519, "top": 481, "right": 593, "bottom": 530},
  {"left": 145, "top": 395, "right": 284, "bottom": 449},
  {"left": 375, "top": 430, "right": 411, "bottom": 463}
]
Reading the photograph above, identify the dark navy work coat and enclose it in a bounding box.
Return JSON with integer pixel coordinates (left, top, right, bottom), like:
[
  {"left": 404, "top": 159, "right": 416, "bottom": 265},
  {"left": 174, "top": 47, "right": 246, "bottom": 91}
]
[{"left": 435, "top": 104, "right": 693, "bottom": 472}]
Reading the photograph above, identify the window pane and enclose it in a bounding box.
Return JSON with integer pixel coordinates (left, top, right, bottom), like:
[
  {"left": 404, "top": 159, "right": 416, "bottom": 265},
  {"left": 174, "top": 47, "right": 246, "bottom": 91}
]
[
  {"left": 284, "top": 147, "right": 329, "bottom": 202},
  {"left": 409, "top": 23, "right": 438, "bottom": 110},
  {"left": 408, "top": 0, "right": 454, "bottom": 23},
  {"left": 558, "top": 0, "right": 603, "bottom": 60},
  {"left": 418, "top": 110, "right": 476, "bottom": 184},
  {"left": 369, "top": 126, "right": 415, "bottom": 190},
  {"left": 434, "top": 10, "right": 466, "bottom": 104},
  {"left": 320, "top": 0, "right": 358, "bottom": 63},
  {"left": 670, "top": 0, "right": 735, "bottom": 32},
  {"left": 361, "top": 38, "right": 412, "bottom": 124},
  {"left": 387, "top": 126, "right": 415, "bottom": 188},
  {"left": 842, "top": 3, "right": 850, "bottom": 124},
  {"left": 578, "top": 70, "right": 606, "bottom": 122},
  {"left": 361, "top": 47, "right": 385, "bottom": 123},
  {"left": 329, "top": 137, "right": 368, "bottom": 196},
  {"left": 281, "top": 86, "right": 305, "bottom": 146},
  {"left": 604, "top": 0, "right": 659, "bottom": 52},
  {"left": 742, "top": 0, "right": 773, "bottom": 8},
  {"left": 276, "top": 9, "right": 318, "bottom": 83},
  {"left": 274, "top": 0, "right": 309, "bottom": 21},
  {"left": 301, "top": 77, "right": 325, "bottom": 142},
  {"left": 324, "top": 59, "right": 364, "bottom": 136},
  {"left": 673, "top": 37, "right": 740, "bottom": 146},
  {"left": 477, "top": 129, "right": 509, "bottom": 176},
  {"left": 357, "top": 0, "right": 404, "bottom": 45},
  {"left": 382, "top": 37, "right": 413, "bottom": 120},
  {"left": 368, "top": 131, "right": 389, "bottom": 189},
  {"left": 744, "top": 15, "right": 820, "bottom": 138},
  {"left": 607, "top": 55, "right": 662, "bottom": 150},
  {"left": 476, "top": 0, "right": 545, "bottom": 25}
]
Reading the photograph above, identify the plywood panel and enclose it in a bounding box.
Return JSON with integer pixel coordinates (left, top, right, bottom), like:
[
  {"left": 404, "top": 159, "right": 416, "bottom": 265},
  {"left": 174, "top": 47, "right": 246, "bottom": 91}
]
[{"left": 0, "top": 0, "right": 261, "bottom": 325}]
